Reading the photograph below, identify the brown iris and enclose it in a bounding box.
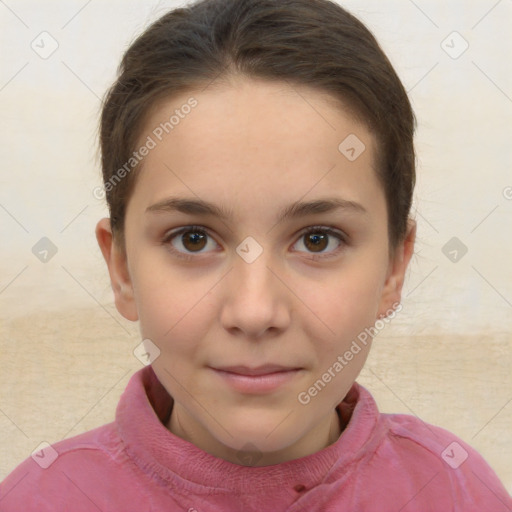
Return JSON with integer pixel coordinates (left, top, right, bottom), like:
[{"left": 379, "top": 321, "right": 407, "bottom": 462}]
[
  {"left": 182, "top": 231, "right": 207, "bottom": 252},
  {"left": 304, "top": 232, "right": 328, "bottom": 252}
]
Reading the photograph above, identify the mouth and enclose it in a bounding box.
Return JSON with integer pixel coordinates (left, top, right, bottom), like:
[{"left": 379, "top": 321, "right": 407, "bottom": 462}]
[
  {"left": 208, "top": 364, "right": 303, "bottom": 394},
  {"left": 212, "top": 364, "right": 301, "bottom": 376}
]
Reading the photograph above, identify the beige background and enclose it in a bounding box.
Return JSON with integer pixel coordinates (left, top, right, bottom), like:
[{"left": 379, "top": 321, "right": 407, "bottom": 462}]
[{"left": 1, "top": 0, "right": 511, "bottom": 495}]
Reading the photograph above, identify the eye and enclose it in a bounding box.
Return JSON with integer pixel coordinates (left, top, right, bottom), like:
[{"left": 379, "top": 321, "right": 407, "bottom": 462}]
[
  {"left": 162, "top": 225, "right": 347, "bottom": 261},
  {"left": 292, "top": 226, "right": 346, "bottom": 260},
  {"left": 162, "top": 226, "right": 219, "bottom": 260}
]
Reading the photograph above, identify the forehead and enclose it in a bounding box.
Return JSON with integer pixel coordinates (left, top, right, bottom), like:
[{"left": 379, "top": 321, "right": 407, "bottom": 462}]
[
  {"left": 128, "top": 77, "right": 383, "bottom": 223},
  {"left": 142, "top": 76, "right": 370, "bottom": 158}
]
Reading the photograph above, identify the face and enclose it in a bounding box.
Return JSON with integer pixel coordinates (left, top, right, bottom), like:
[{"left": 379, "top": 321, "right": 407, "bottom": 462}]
[{"left": 96, "top": 76, "right": 415, "bottom": 466}]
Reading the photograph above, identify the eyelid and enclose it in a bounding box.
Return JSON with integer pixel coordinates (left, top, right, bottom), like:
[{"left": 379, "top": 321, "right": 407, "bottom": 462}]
[
  {"left": 162, "top": 224, "right": 348, "bottom": 260},
  {"left": 295, "top": 224, "right": 347, "bottom": 242},
  {"left": 162, "top": 224, "right": 212, "bottom": 242}
]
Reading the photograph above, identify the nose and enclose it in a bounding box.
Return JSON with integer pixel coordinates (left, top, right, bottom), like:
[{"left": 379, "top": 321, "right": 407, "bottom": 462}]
[{"left": 219, "top": 249, "right": 291, "bottom": 339}]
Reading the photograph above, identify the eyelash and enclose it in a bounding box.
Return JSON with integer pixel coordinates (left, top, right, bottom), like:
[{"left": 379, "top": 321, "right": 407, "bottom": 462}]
[{"left": 162, "top": 225, "right": 347, "bottom": 262}]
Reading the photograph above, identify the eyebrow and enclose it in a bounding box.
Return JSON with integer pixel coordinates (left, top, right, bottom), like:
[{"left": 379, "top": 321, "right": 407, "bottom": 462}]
[{"left": 145, "top": 196, "right": 367, "bottom": 223}]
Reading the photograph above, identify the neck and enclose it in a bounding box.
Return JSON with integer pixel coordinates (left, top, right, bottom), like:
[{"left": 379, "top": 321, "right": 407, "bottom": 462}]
[{"left": 167, "top": 405, "right": 344, "bottom": 467}]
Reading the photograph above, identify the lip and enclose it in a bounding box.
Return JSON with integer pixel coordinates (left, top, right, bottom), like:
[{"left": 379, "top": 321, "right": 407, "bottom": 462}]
[
  {"left": 209, "top": 365, "right": 303, "bottom": 394},
  {"left": 213, "top": 364, "right": 299, "bottom": 376}
]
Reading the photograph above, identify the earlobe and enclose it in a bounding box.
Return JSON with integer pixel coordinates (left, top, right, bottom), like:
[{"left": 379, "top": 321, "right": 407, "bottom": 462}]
[
  {"left": 95, "top": 218, "right": 139, "bottom": 322},
  {"left": 377, "top": 219, "right": 416, "bottom": 318}
]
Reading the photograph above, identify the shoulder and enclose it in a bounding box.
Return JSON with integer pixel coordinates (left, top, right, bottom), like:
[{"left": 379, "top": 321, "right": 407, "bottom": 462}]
[
  {"left": 0, "top": 423, "right": 146, "bottom": 512},
  {"left": 374, "top": 412, "right": 512, "bottom": 510}
]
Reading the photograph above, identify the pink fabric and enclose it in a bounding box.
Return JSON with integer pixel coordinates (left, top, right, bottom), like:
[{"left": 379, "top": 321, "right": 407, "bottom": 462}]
[{"left": 1, "top": 366, "right": 511, "bottom": 511}]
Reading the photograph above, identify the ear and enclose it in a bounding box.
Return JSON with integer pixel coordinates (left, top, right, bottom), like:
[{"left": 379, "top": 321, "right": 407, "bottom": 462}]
[
  {"left": 376, "top": 219, "right": 416, "bottom": 318},
  {"left": 95, "top": 218, "right": 138, "bottom": 322}
]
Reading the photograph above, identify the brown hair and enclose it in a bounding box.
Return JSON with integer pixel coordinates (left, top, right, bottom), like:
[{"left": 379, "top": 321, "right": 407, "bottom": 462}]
[{"left": 99, "top": 0, "right": 415, "bottom": 253}]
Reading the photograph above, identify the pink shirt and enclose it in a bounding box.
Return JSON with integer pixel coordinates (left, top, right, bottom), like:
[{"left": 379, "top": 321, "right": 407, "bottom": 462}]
[{"left": 1, "top": 366, "right": 511, "bottom": 511}]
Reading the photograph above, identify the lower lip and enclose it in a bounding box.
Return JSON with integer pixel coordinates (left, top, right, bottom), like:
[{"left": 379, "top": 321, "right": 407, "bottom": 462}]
[{"left": 211, "top": 368, "right": 302, "bottom": 394}]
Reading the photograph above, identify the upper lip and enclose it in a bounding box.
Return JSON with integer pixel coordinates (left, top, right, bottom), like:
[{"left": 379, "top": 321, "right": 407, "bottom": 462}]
[{"left": 211, "top": 364, "right": 300, "bottom": 376}]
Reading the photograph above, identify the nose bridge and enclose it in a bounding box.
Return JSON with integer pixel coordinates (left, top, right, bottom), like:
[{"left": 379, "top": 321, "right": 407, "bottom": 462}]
[
  {"left": 232, "top": 240, "right": 279, "bottom": 297},
  {"left": 220, "top": 239, "right": 290, "bottom": 336}
]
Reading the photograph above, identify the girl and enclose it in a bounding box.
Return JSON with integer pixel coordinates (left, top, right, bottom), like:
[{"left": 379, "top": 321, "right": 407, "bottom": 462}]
[{"left": 1, "top": 0, "right": 511, "bottom": 510}]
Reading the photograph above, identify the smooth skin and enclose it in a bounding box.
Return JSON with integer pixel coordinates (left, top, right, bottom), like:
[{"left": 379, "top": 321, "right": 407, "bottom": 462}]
[{"left": 96, "top": 75, "right": 416, "bottom": 467}]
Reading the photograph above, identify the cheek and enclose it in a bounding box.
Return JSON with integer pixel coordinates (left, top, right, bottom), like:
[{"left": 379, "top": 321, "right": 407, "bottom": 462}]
[
  {"left": 295, "top": 261, "right": 386, "bottom": 349},
  {"left": 134, "top": 267, "right": 213, "bottom": 385},
  {"left": 133, "top": 258, "right": 215, "bottom": 342}
]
